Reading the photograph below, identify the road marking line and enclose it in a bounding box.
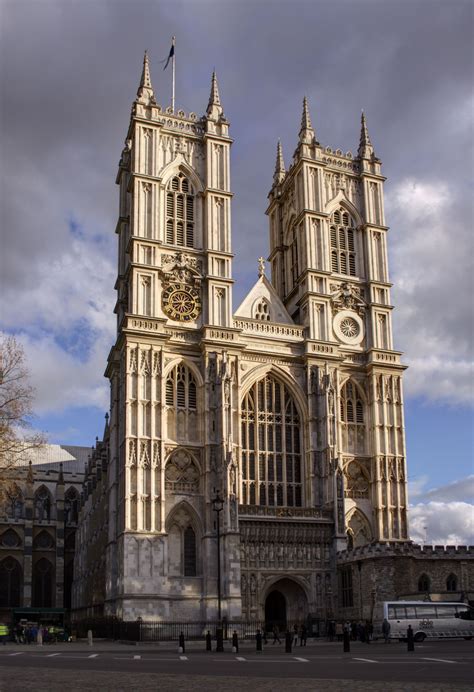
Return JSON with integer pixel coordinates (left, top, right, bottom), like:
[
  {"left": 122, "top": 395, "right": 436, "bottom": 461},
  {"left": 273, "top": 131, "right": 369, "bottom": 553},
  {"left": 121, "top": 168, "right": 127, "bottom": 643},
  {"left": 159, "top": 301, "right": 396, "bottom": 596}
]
[
  {"left": 421, "top": 657, "right": 456, "bottom": 664},
  {"left": 8, "top": 652, "right": 25, "bottom": 656},
  {"left": 294, "top": 657, "right": 309, "bottom": 662},
  {"left": 88, "top": 653, "right": 98, "bottom": 658},
  {"left": 133, "top": 655, "right": 141, "bottom": 659},
  {"left": 46, "top": 653, "right": 61, "bottom": 657},
  {"left": 236, "top": 656, "right": 246, "bottom": 661},
  {"left": 180, "top": 655, "right": 188, "bottom": 660},
  {"left": 353, "top": 657, "right": 377, "bottom": 663}
]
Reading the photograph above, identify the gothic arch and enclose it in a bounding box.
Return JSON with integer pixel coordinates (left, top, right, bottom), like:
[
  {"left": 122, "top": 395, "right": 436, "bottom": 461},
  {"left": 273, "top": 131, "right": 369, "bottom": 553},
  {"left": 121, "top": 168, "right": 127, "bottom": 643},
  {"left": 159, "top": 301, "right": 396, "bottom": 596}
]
[
  {"left": 262, "top": 574, "right": 311, "bottom": 604},
  {"left": 163, "top": 357, "right": 204, "bottom": 388},
  {"left": 160, "top": 158, "right": 204, "bottom": 195},
  {"left": 240, "top": 364, "right": 308, "bottom": 421},
  {"left": 345, "top": 508, "right": 372, "bottom": 547},
  {"left": 339, "top": 375, "right": 368, "bottom": 405},
  {"left": 165, "top": 499, "right": 203, "bottom": 536},
  {"left": 165, "top": 500, "right": 202, "bottom": 578},
  {"left": 324, "top": 190, "right": 363, "bottom": 226}
]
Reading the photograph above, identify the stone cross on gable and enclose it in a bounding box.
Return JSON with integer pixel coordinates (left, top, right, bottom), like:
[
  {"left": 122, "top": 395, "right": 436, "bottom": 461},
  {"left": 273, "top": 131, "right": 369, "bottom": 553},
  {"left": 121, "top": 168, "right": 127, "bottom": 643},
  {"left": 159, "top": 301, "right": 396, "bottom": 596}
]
[{"left": 258, "top": 257, "right": 266, "bottom": 277}]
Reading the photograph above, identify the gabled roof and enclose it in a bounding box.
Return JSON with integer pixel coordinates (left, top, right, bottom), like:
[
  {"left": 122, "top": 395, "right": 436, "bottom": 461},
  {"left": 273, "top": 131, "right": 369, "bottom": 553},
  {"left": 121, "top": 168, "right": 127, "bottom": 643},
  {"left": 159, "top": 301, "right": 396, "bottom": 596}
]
[{"left": 234, "top": 274, "right": 294, "bottom": 324}]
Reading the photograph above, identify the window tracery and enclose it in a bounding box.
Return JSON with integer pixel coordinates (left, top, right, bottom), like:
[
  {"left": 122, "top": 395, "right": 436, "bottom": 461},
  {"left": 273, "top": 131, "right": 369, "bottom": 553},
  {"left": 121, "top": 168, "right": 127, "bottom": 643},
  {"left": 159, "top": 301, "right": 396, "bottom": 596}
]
[
  {"left": 165, "top": 450, "right": 200, "bottom": 493},
  {"left": 165, "top": 364, "right": 197, "bottom": 410},
  {"left": 241, "top": 374, "right": 302, "bottom": 507},
  {"left": 165, "top": 173, "right": 194, "bottom": 247},
  {"left": 254, "top": 299, "right": 271, "bottom": 321},
  {"left": 330, "top": 207, "right": 356, "bottom": 276},
  {"left": 0, "top": 557, "right": 22, "bottom": 607},
  {"left": 34, "top": 487, "right": 52, "bottom": 521}
]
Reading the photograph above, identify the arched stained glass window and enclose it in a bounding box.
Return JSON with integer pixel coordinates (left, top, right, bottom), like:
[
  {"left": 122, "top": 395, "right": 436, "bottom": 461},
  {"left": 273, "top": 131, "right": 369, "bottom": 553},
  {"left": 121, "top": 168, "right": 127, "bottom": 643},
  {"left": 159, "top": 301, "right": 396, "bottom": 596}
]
[
  {"left": 241, "top": 374, "right": 302, "bottom": 507},
  {"left": 32, "top": 558, "right": 53, "bottom": 607},
  {"left": 0, "top": 557, "right": 22, "bottom": 607}
]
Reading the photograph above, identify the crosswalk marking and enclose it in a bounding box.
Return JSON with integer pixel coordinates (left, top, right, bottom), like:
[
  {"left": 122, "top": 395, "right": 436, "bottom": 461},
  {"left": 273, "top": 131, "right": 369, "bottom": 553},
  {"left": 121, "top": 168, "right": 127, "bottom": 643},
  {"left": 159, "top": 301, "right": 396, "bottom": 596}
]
[
  {"left": 353, "top": 657, "right": 377, "bottom": 663},
  {"left": 88, "top": 653, "right": 98, "bottom": 658},
  {"left": 46, "top": 653, "right": 61, "bottom": 657},
  {"left": 294, "top": 657, "right": 309, "bottom": 662},
  {"left": 133, "top": 655, "right": 141, "bottom": 659},
  {"left": 421, "top": 657, "right": 456, "bottom": 664},
  {"left": 236, "top": 656, "right": 246, "bottom": 661},
  {"left": 179, "top": 655, "right": 188, "bottom": 660}
]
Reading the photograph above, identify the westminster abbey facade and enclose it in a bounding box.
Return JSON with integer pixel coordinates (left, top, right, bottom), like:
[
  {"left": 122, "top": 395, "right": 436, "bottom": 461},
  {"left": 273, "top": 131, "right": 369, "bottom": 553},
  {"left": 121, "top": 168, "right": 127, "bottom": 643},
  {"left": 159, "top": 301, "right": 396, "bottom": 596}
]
[{"left": 72, "top": 52, "right": 413, "bottom": 623}]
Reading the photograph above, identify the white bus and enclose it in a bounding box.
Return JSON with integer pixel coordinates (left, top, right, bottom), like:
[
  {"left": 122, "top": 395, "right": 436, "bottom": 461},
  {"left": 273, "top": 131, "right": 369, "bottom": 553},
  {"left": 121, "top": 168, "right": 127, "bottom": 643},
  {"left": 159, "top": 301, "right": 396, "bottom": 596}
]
[{"left": 379, "top": 601, "right": 474, "bottom": 642}]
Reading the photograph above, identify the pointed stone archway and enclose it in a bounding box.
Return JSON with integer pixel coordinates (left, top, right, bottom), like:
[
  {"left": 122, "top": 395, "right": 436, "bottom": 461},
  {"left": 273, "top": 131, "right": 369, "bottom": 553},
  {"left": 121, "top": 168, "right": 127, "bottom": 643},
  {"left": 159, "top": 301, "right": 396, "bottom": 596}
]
[{"left": 264, "top": 578, "right": 308, "bottom": 632}]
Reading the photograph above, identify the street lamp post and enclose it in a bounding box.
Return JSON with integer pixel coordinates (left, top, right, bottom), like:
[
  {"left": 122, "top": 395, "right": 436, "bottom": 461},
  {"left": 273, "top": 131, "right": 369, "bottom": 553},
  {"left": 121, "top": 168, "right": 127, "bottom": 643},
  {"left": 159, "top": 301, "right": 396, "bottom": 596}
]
[{"left": 212, "top": 492, "right": 224, "bottom": 652}]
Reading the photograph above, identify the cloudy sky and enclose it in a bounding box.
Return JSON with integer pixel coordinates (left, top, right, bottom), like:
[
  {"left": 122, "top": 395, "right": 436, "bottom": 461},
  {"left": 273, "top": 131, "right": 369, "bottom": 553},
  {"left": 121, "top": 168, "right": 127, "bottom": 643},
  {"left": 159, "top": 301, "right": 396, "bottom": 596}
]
[{"left": 1, "top": 0, "right": 473, "bottom": 544}]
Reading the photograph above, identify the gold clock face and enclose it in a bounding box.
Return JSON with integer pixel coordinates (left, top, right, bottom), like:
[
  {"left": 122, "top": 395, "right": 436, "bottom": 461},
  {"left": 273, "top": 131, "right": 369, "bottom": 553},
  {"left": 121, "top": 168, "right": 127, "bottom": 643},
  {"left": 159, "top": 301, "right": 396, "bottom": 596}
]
[{"left": 162, "top": 283, "right": 201, "bottom": 322}]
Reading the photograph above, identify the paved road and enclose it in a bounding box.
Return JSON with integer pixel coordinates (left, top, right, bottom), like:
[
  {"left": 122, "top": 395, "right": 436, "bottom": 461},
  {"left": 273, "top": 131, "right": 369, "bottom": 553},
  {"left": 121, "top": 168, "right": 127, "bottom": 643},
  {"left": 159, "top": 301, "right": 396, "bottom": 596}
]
[{"left": 0, "top": 640, "right": 471, "bottom": 691}]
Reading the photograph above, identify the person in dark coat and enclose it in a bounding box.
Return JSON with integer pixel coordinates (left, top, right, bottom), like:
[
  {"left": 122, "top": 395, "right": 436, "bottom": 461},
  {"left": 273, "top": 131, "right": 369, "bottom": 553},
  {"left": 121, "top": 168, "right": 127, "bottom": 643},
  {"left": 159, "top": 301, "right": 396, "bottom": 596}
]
[{"left": 272, "top": 625, "right": 281, "bottom": 644}]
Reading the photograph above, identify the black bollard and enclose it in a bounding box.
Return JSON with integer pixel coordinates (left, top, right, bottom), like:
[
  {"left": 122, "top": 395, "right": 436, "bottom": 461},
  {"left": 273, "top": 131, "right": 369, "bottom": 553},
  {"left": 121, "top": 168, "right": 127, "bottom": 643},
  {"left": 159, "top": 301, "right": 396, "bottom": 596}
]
[
  {"left": 256, "top": 628, "right": 263, "bottom": 652},
  {"left": 205, "top": 630, "right": 212, "bottom": 651},
  {"left": 232, "top": 630, "right": 239, "bottom": 653},
  {"left": 285, "top": 630, "right": 292, "bottom": 653},
  {"left": 179, "top": 631, "right": 185, "bottom": 654},
  {"left": 343, "top": 629, "right": 351, "bottom": 653},
  {"left": 407, "top": 625, "right": 415, "bottom": 652}
]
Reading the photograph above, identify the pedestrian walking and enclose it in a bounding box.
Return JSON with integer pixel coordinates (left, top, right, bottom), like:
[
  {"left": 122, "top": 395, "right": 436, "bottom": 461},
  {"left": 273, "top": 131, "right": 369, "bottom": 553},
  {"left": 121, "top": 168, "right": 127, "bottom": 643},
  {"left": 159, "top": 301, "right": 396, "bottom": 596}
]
[
  {"left": 382, "top": 618, "right": 391, "bottom": 643},
  {"left": 299, "top": 624, "right": 307, "bottom": 646},
  {"left": 256, "top": 628, "right": 263, "bottom": 652},
  {"left": 407, "top": 625, "right": 415, "bottom": 652},
  {"left": 272, "top": 625, "right": 281, "bottom": 645},
  {"left": 205, "top": 630, "right": 212, "bottom": 651},
  {"left": 293, "top": 624, "right": 298, "bottom": 646},
  {"left": 335, "top": 622, "right": 343, "bottom": 642},
  {"left": 285, "top": 630, "right": 292, "bottom": 653},
  {"left": 178, "top": 631, "right": 185, "bottom": 653},
  {"left": 232, "top": 630, "right": 239, "bottom": 653}
]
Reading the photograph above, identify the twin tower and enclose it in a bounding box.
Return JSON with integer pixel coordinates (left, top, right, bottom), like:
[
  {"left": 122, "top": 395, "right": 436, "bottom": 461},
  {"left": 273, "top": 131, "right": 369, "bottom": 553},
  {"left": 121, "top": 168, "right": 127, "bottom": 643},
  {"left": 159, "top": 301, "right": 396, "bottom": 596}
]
[{"left": 74, "top": 53, "right": 409, "bottom": 622}]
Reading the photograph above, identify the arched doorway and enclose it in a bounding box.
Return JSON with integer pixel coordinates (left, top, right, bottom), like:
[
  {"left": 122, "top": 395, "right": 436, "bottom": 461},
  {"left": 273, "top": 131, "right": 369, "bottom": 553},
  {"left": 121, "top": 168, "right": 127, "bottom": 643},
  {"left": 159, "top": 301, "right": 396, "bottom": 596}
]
[
  {"left": 265, "top": 590, "right": 286, "bottom": 631},
  {"left": 264, "top": 578, "right": 308, "bottom": 631}
]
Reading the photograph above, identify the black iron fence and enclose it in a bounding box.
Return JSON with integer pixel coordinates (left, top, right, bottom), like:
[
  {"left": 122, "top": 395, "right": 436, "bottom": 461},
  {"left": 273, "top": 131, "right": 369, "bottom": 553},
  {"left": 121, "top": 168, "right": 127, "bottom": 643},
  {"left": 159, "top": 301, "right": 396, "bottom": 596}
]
[{"left": 72, "top": 617, "right": 328, "bottom": 642}]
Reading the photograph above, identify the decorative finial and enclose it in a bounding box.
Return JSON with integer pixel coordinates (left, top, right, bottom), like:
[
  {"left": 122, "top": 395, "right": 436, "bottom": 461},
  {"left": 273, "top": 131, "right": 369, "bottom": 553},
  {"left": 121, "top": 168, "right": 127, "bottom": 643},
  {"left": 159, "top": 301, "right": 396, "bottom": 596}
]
[
  {"left": 58, "top": 462, "right": 64, "bottom": 484},
  {"left": 358, "top": 110, "right": 374, "bottom": 158},
  {"left": 258, "top": 257, "right": 266, "bottom": 277},
  {"left": 136, "top": 50, "right": 155, "bottom": 105},
  {"left": 207, "top": 70, "right": 223, "bottom": 119},
  {"left": 27, "top": 459, "right": 34, "bottom": 484},
  {"left": 273, "top": 139, "right": 286, "bottom": 185},
  {"left": 299, "top": 96, "right": 315, "bottom": 144}
]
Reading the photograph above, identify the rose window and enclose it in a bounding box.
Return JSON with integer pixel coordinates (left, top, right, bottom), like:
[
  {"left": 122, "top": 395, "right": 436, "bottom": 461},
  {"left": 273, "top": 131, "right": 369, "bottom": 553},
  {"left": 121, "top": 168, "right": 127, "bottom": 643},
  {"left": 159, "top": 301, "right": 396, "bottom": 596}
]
[{"left": 340, "top": 317, "right": 359, "bottom": 338}]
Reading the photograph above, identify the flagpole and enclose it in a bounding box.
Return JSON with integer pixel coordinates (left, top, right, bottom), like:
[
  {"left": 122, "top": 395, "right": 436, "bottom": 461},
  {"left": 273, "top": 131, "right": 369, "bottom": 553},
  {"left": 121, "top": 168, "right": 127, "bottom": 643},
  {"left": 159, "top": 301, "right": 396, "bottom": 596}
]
[{"left": 171, "top": 36, "right": 176, "bottom": 112}]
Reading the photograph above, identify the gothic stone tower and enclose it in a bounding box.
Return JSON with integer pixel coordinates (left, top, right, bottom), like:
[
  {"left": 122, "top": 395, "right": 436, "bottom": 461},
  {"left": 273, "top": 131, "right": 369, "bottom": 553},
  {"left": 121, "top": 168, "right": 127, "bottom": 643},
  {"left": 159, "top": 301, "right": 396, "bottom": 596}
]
[
  {"left": 103, "top": 54, "right": 409, "bottom": 623},
  {"left": 266, "top": 100, "right": 409, "bottom": 552},
  {"left": 105, "top": 55, "right": 240, "bottom": 619}
]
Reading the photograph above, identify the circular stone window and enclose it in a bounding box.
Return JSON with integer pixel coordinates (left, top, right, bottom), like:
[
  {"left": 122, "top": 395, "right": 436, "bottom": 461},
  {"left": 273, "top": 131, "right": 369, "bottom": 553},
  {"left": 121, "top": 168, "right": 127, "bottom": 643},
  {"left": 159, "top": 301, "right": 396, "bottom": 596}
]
[{"left": 333, "top": 310, "right": 364, "bottom": 345}]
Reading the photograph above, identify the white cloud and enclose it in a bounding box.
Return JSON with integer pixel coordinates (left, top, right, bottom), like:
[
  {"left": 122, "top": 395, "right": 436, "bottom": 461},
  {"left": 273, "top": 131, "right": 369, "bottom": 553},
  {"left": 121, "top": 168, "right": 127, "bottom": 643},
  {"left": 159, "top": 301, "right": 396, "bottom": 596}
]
[
  {"left": 409, "top": 501, "right": 474, "bottom": 546},
  {"left": 388, "top": 178, "right": 474, "bottom": 406}
]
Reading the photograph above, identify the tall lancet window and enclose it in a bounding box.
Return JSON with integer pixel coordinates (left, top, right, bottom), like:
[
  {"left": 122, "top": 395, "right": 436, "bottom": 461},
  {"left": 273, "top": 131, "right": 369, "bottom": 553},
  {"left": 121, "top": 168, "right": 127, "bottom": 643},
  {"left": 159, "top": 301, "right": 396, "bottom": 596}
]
[
  {"left": 289, "top": 227, "right": 299, "bottom": 287},
  {"left": 330, "top": 208, "right": 357, "bottom": 276},
  {"left": 340, "top": 380, "right": 366, "bottom": 455},
  {"left": 241, "top": 374, "right": 302, "bottom": 507},
  {"left": 165, "top": 173, "right": 194, "bottom": 248}
]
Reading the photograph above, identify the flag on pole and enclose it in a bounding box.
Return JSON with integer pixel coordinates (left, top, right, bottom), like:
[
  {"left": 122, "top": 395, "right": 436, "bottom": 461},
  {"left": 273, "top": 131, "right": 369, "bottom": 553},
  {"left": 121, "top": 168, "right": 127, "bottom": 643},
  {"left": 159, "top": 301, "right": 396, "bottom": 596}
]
[{"left": 163, "top": 40, "right": 175, "bottom": 70}]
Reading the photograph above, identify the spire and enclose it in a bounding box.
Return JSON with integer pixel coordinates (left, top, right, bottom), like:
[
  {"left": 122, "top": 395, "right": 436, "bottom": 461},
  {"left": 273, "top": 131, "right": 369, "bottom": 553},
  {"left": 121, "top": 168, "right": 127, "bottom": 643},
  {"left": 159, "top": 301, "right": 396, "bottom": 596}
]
[
  {"left": 207, "top": 70, "right": 223, "bottom": 119},
  {"left": 299, "top": 96, "right": 315, "bottom": 144},
  {"left": 273, "top": 140, "right": 286, "bottom": 185},
  {"left": 136, "top": 50, "right": 155, "bottom": 105},
  {"left": 358, "top": 110, "right": 374, "bottom": 158}
]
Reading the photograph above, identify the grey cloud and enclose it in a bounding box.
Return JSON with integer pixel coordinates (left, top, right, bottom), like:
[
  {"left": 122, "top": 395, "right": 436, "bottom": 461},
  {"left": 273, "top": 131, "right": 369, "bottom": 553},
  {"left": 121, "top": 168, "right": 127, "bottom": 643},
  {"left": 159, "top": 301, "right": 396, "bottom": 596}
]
[{"left": 1, "top": 0, "right": 473, "bottom": 410}]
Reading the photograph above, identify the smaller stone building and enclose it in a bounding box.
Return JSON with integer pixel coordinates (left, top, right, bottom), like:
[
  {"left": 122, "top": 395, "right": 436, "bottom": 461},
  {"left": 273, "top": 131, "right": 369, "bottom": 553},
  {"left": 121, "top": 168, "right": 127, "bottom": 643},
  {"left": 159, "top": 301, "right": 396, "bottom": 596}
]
[
  {"left": 0, "top": 444, "right": 88, "bottom": 619},
  {"left": 337, "top": 542, "right": 474, "bottom": 622}
]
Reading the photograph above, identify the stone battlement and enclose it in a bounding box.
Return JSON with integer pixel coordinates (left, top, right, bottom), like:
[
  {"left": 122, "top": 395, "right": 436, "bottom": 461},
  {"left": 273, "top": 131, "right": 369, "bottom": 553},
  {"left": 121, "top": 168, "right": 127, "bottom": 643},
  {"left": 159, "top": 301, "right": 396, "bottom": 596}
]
[{"left": 337, "top": 541, "right": 473, "bottom": 562}]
